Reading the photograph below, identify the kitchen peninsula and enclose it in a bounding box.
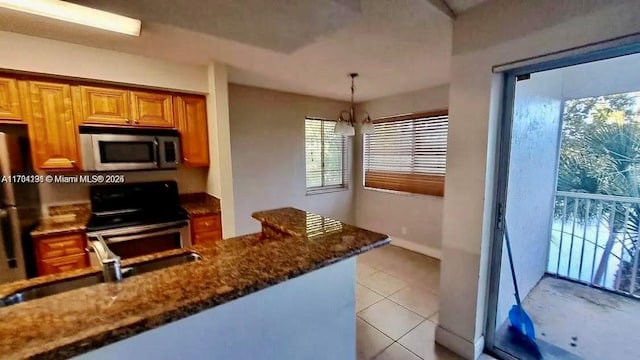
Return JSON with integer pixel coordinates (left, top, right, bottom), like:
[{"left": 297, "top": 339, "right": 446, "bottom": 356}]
[{"left": 0, "top": 207, "right": 389, "bottom": 360}]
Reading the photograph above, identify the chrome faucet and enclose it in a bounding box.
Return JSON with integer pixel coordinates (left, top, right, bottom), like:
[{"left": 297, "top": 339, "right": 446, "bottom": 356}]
[{"left": 88, "top": 235, "right": 123, "bottom": 282}]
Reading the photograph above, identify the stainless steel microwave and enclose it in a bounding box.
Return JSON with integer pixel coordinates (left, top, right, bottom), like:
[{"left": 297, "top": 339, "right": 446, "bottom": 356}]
[{"left": 79, "top": 126, "right": 180, "bottom": 171}]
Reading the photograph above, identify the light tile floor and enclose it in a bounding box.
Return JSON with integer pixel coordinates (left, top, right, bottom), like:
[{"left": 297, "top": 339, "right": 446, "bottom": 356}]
[{"left": 356, "top": 245, "right": 462, "bottom": 360}]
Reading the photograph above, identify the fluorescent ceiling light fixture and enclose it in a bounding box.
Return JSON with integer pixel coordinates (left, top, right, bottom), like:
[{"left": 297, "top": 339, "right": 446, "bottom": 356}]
[{"left": 0, "top": 0, "right": 142, "bottom": 36}]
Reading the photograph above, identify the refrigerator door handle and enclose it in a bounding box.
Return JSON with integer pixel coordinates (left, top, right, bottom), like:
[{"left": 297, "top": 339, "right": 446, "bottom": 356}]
[
  {"left": 0, "top": 133, "right": 16, "bottom": 207},
  {"left": 0, "top": 207, "right": 21, "bottom": 268},
  {"left": 0, "top": 208, "right": 14, "bottom": 267}
]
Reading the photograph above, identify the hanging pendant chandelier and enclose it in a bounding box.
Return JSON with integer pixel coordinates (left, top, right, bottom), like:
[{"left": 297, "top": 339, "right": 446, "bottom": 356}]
[{"left": 334, "top": 73, "right": 375, "bottom": 136}]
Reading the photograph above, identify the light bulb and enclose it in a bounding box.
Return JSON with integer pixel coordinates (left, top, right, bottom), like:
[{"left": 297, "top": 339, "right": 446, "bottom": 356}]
[{"left": 361, "top": 122, "right": 375, "bottom": 135}]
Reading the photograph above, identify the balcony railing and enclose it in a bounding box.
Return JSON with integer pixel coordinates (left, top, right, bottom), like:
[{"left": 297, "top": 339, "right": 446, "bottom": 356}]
[{"left": 549, "top": 191, "right": 640, "bottom": 297}]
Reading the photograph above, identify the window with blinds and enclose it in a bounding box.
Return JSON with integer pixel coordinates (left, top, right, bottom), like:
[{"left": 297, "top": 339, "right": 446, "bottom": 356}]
[
  {"left": 364, "top": 110, "right": 448, "bottom": 196},
  {"left": 305, "top": 117, "right": 348, "bottom": 193}
]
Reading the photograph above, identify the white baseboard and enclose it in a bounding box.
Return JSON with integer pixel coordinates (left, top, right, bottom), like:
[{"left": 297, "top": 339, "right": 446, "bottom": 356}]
[
  {"left": 474, "top": 335, "right": 485, "bottom": 359},
  {"left": 435, "top": 325, "right": 484, "bottom": 359},
  {"left": 390, "top": 237, "right": 442, "bottom": 259}
]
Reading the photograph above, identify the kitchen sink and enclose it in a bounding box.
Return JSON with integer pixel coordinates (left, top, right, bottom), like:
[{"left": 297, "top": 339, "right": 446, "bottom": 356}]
[
  {"left": 0, "top": 251, "right": 202, "bottom": 308},
  {"left": 122, "top": 251, "right": 203, "bottom": 278},
  {"left": 0, "top": 273, "right": 105, "bottom": 308}
]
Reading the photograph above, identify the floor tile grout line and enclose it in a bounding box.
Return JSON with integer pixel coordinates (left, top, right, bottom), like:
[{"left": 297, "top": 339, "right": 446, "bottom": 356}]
[
  {"left": 357, "top": 279, "right": 408, "bottom": 298},
  {"left": 395, "top": 340, "right": 424, "bottom": 359},
  {"left": 358, "top": 293, "right": 427, "bottom": 321},
  {"left": 356, "top": 280, "right": 391, "bottom": 297},
  {"left": 356, "top": 296, "right": 385, "bottom": 314},
  {"left": 396, "top": 318, "right": 427, "bottom": 342},
  {"left": 358, "top": 264, "right": 440, "bottom": 297},
  {"left": 384, "top": 296, "right": 438, "bottom": 320},
  {"left": 370, "top": 342, "right": 394, "bottom": 360},
  {"left": 358, "top": 309, "right": 425, "bottom": 347},
  {"left": 380, "top": 286, "right": 434, "bottom": 320},
  {"left": 357, "top": 316, "right": 395, "bottom": 344}
]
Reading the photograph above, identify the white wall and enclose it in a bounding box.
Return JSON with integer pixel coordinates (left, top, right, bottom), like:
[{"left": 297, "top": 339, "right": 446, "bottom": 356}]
[
  {"left": 0, "top": 31, "right": 208, "bottom": 93},
  {"left": 437, "top": 1, "right": 640, "bottom": 358},
  {"left": 354, "top": 85, "right": 449, "bottom": 258},
  {"left": 229, "top": 84, "right": 354, "bottom": 236},
  {"left": 497, "top": 71, "right": 563, "bottom": 327},
  {"left": 206, "top": 63, "right": 236, "bottom": 238},
  {"left": 75, "top": 258, "right": 356, "bottom": 360}
]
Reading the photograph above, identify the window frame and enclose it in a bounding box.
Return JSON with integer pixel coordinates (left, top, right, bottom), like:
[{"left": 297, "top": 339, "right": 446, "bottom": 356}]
[
  {"left": 304, "top": 117, "right": 349, "bottom": 195},
  {"left": 363, "top": 110, "right": 448, "bottom": 197}
]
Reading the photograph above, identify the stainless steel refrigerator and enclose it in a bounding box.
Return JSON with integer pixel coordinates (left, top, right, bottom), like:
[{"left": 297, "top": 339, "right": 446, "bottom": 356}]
[{"left": 0, "top": 130, "right": 41, "bottom": 284}]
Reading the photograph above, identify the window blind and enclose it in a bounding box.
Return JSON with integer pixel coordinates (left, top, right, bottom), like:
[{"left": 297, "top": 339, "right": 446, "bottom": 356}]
[
  {"left": 364, "top": 111, "right": 448, "bottom": 196},
  {"left": 305, "top": 118, "right": 347, "bottom": 191}
]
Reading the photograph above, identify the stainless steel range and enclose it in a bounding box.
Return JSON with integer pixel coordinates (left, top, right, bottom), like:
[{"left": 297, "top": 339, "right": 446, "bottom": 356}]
[{"left": 86, "top": 181, "right": 191, "bottom": 264}]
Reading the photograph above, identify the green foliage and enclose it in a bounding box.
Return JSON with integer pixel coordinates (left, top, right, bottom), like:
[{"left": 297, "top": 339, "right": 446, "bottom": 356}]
[
  {"left": 558, "top": 92, "right": 640, "bottom": 290},
  {"left": 558, "top": 93, "right": 640, "bottom": 197}
]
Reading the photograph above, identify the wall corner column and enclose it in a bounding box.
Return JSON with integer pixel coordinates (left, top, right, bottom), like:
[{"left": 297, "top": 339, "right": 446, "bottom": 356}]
[{"left": 206, "top": 62, "right": 236, "bottom": 238}]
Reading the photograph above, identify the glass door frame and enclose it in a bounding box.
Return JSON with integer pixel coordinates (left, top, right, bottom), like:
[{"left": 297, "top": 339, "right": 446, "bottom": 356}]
[{"left": 484, "top": 35, "right": 640, "bottom": 360}]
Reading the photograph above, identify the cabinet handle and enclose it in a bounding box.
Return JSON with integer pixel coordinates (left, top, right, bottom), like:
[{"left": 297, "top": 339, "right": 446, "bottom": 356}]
[
  {"left": 124, "top": 118, "right": 130, "bottom": 124},
  {"left": 133, "top": 119, "right": 139, "bottom": 124},
  {"left": 70, "top": 160, "right": 76, "bottom": 166}
]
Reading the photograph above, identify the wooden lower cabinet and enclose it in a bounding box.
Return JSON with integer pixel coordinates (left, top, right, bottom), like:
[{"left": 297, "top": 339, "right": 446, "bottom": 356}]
[
  {"left": 40, "top": 254, "right": 87, "bottom": 275},
  {"left": 33, "top": 232, "right": 89, "bottom": 276},
  {"left": 190, "top": 214, "right": 222, "bottom": 245}
]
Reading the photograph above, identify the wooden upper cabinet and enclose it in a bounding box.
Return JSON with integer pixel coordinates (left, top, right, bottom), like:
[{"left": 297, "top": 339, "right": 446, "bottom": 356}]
[
  {"left": 130, "top": 91, "right": 174, "bottom": 128},
  {"left": 75, "top": 86, "right": 131, "bottom": 126},
  {"left": 24, "top": 81, "right": 81, "bottom": 170},
  {"left": 0, "top": 77, "right": 22, "bottom": 121},
  {"left": 174, "top": 95, "right": 209, "bottom": 167}
]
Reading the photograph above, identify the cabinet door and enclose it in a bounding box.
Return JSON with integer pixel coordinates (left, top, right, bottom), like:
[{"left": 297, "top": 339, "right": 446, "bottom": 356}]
[
  {"left": 0, "top": 77, "right": 22, "bottom": 121},
  {"left": 39, "top": 253, "right": 88, "bottom": 276},
  {"left": 76, "top": 85, "right": 131, "bottom": 126},
  {"left": 25, "top": 81, "right": 81, "bottom": 170},
  {"left": 36, "top": 233, "right": 85, "bottom": 260},
  {"left": 130, "top": 91, "right": 174, "bottom": 128},
  {"left": 191, "top": 214, "right": 222, "bottom": 245},
  {"left": 175, "top": 95, "right": 209, "bottom": 167}
]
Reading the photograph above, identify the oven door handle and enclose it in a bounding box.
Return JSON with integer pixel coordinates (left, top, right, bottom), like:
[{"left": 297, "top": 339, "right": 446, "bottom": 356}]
[
  {"left": 99, "top": 227, "right": 184, "bottom": 244},
  {"left": 153, "top": 139, "right": 159, "bottom": 167},
  {"left": 88, "top": 221, "right": 189, "bottom": 244},
  {"left": 87, "top": 221, "right": 189, "bottom": 238}
]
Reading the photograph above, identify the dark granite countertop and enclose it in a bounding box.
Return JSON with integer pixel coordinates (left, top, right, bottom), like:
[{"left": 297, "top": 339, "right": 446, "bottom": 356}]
[
  {"left": 180, "top": 193, "right": 221, "bottom": 216},
  {"left": 30, "top": 204, "right": 91, "bottom": 237},
  {"left": 0, "top": 207, "right": 389, "bottom": 360}
]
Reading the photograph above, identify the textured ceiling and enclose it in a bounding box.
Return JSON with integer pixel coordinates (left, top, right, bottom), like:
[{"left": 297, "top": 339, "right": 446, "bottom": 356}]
[
  {"left": 445, "top": 0, "right": 488, "bottom": 14},
  {"left": 0, "top": 0, "right": 485, "bottom": 101},
  {"left": 72, "top": 0, "right": 363, "bottom": 53}
]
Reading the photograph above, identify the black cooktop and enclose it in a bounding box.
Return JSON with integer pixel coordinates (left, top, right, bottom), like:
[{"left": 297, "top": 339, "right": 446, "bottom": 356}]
[{"left": 86, "top": 181, "right": 188, "bottom": 232}]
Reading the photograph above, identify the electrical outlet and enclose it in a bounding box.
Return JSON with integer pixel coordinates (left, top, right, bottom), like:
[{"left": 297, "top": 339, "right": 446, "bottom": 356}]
[{"left": 401, "top": 226, "right": 407, "bottom": 235}]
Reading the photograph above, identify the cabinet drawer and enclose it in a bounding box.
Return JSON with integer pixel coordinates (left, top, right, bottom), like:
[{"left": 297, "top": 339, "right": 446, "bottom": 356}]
[
  {"left": 40, "top": 253, "right": 87, "bottom": 275},
  {"left": 193, "top": 215, "right": 221, "bottom": 233},
  {"left": 37, "top": 233, "right": 85, "bottom": 260},
  {"left": 194, "top": 230, "right": 221, "bottom": 244}
]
